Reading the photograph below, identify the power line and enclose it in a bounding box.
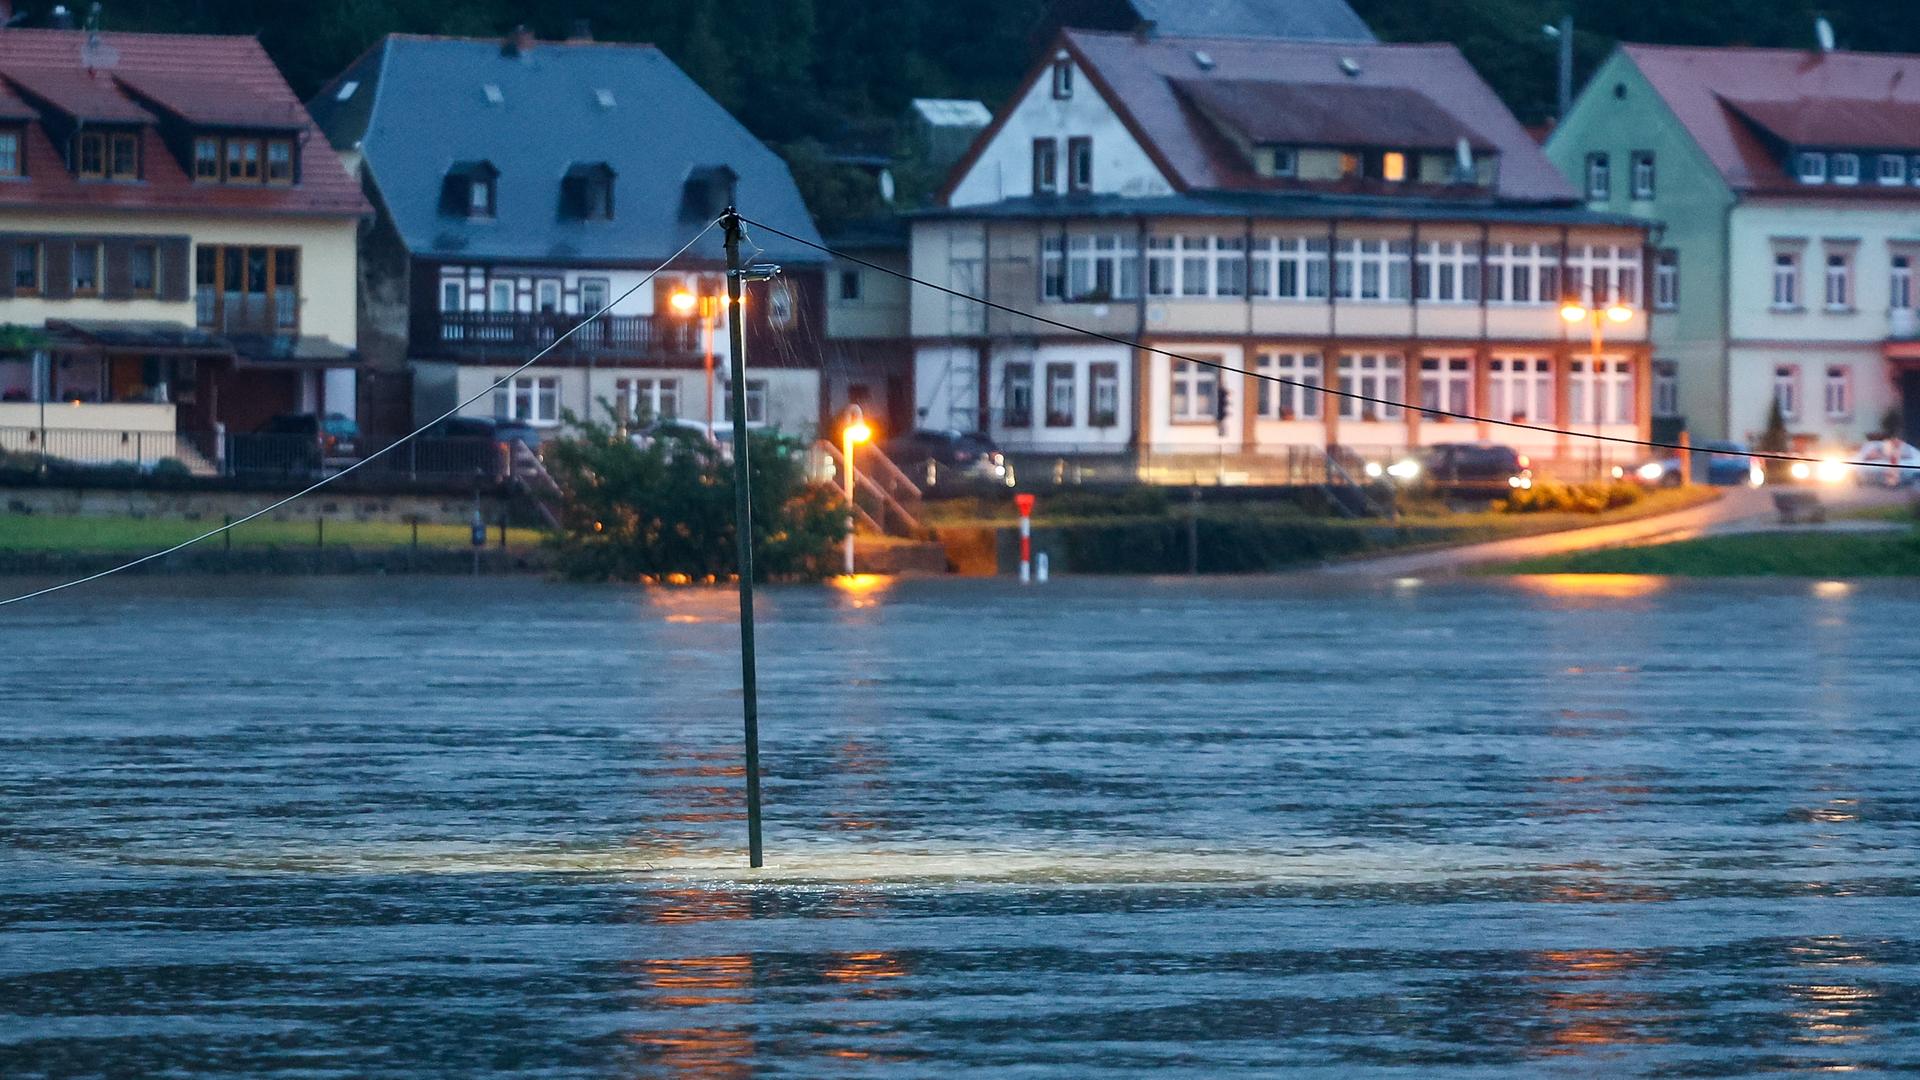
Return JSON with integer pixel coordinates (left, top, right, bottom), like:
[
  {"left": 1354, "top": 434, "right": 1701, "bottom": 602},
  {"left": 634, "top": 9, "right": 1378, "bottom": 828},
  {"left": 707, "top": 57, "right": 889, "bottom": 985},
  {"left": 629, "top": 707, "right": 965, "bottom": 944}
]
[
  {"left": 738, "top": 214, "right": 1918, "bottom": 474},
  {"left": 0, "top": 219, "right": 723, "bottom": 610}
]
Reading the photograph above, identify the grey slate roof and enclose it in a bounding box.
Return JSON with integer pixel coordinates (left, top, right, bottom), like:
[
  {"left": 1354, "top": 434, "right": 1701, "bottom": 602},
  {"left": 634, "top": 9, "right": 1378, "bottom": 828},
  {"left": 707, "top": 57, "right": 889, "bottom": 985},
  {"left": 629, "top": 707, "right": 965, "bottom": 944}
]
[
  {"left": 308, "top": 35, "right": 823, "bottom": 267},
  {"left": 1127, "top": 0, "right": 1375, "bottom": 42}
]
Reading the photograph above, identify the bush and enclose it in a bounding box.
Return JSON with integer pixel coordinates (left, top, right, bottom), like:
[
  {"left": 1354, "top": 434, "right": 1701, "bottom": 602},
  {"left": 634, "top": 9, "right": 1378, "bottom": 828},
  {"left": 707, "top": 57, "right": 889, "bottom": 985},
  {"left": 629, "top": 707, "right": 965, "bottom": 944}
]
[
  {"left": 541, "top": 418, "right": 849, "bottom": 582},
  {"left": 1496, "top": 479, "right": 1644, "bottom": 514}
]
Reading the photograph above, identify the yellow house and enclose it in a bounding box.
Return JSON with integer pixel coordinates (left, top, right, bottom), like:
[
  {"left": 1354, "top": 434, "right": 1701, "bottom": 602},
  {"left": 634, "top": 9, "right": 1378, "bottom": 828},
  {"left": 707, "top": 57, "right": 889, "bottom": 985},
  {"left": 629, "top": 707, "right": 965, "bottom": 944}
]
[{"left": 0, "top": 28, "right": 366, "bottom": 470}]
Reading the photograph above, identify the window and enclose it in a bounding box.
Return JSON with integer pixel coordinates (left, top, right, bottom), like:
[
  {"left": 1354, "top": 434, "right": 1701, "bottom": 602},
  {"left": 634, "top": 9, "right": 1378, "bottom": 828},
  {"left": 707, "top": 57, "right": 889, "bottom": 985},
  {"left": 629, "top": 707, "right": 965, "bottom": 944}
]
[
  {"left": 1382, "top": 151, "right": 1407, "bottom": 182},
  {"left": 1335, "top": 238, "right": 1410, "bottom": 301},
  {"left": 615, "top": 377, "right": 679, "bottom": 423},
  {"left": 1484, "top": 242, "right": 1556, "bottom": 305},
  {"left": 1045, "top": 363, "right": 1076, "bottom": 427},
  {"left": 1772, "top": 251, "right": 1800, "bottom": 308},
  {"left": 1653, "top": 360, "right": 1680, "bottom": 419},
  {"left": 1051, "top": 54, "right": 1073, "bottom": 99},
  {"left": 1654, "top": 249, "right": 1679, "bottom": 310},
  {"left": 1825, "top": 364, "right": 1853, "bottom": 419},
  {"left": 193, "top": 137, "right": 219, "bottom": 180},
  {"left": 1255, "top": 352, "right": 1321, "bottom": 420},
  {"left": 838, "top": 269, "right": 862, "bottom": 301},
  {"left": 266, "top": 140, "right": 293, "bottom": 184},
  {"left": 498, "top": 375, "right": 560, "bottom": 425},
  {"left": 536, "top": 280, "right": 560, "bottom": 313},
  {"left": 490, "top": 279, "right": 514, "bottom": 312},
  {"left": 1268, "top": 147, "right": 1297, "bottom": 178},
  {"left": 1824, "top": 251, "right": 1852, "bottom": 311},
  {"left": 273, "top": 248, "right": 298, "bottom": 328},
  {"left": 579, "top": 278, "right": 609, "bottom": 314},
  {"left": 12, "top": 241, "right": 38, "bottom": 293},
  {"left": 440, "top": 279, "right": 463, "bottom": 312},
  {"left": 1487, "top": 357, "right": 1553, "bottom": 423},
  {"left": 1418, "top": 356, "right": 1472, "bottom": 418},
  {"left": 1180, "top": 235, "right": 1209, "bottom": 296},
  {"left": 1336, "top": 353, "right": 1404, "bottom": 421},
  {"left": 1798, "top": 152, "right": 1827, "bottom": 183},
  {"left": 1042, "top": 235, "right": 1067, "bottom": 301},
  {"left": 1912, "top": 156, "right": 1920, "bottom": 186},
  {"left": 1213, "top": 236, "right": 1246, "bottom": 297},
  {"left": 1170, "top": 359, "right": 1219, "bottom": 423},
  {"left": 1061, "top": 234, "right": 1139, "bottom": 301},
  {"left": 130, "top": 244, "right": 157, "bottom": 296},
  {"left": 1067, "top": 136, "right": 1092, "bottom": 193},
  {"left": 225, "top": 138, "right": 261, "bottom": 183},
  {"left": 1893, "top": 255, "right": 1914, "bottom": 311},
  {"left": 577, "top": 171, "right": 613, "bottom": 220},
  {"left": 0, "top": 128, "right": 18, "bottom": 176},
  {"left": 1630, "top": 151, "right": 1655, "bottom": 198},
  {"left": 1144, "top": 235, "right": 1255, "bottom": 298},
  {"left": 1880, "top": 155, "right": 1907, "bottom": 186},
  {"left": 77, "top": 133, "right": 105, "bottom": 178},
  {"left": 1832, "top": 153, "right": 1860, "bottom": 185},
  {"left": 469, "top": 174, "right": 494, "bottom": 216},
  {"left": 110, "top": 133, "right": 138, "bottom": 179},
  {"left": 1089, "top": 363, "right": 1120, "bottom": 427},
  {"left": 1031, "top": 139, "right": 1058, "bottom": 194},
  {"left": 1774, "top": 364, "right": 1801, "bottom": 421},
  {"left": 1249, "top": 237, "right": 1307, "bottom": 299},
  {"left": 1585, "top": 152, "right": 1610, "bottom": 199},
  {"left": 1416, "top": 241, "right": 1481, "bottom": 303},
  {"left": 725, "top": 378, "right": 768, "bottom": 424},
  {"left": 1003, "top": 362, "right": 1033, "bottom": 427},
  {"left": 71, "top": 242, "right": 99, "bottom": 294},
  {"left": 1564, "top": 244, "right": 1640, "bottom": 306}
]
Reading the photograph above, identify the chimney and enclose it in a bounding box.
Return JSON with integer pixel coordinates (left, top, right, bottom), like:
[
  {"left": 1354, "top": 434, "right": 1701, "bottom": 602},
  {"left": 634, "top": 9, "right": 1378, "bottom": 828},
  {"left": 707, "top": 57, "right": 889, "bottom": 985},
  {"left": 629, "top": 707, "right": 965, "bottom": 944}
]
[
  {"left": 567, "top": 19, "right": 593, "bottom": 42},
  {"left": 51, "top": 4, "right": 76, "bottom": 29},
  {"left": 501, "top": 24, "right": 534, "bottom": 57}
]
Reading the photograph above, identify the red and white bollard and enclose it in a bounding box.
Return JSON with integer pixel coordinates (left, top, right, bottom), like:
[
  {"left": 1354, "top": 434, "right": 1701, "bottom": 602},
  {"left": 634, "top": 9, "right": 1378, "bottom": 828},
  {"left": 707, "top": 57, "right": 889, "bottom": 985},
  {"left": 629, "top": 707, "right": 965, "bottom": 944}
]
[{"left": 1015, "top": 492, "right": 1035, "bottom": 583}]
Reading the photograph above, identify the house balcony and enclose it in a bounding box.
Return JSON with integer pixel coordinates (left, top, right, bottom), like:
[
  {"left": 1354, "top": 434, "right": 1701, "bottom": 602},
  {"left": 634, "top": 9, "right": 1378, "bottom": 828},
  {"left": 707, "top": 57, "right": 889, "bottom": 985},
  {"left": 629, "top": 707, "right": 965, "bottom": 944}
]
[{"left": 425, "top": 311, "right": 705, "bottom": 364}]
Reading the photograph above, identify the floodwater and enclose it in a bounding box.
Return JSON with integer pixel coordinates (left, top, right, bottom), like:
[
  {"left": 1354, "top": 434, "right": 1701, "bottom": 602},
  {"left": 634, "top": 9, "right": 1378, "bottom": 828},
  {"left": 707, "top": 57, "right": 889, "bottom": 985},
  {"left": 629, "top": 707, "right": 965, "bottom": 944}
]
[{"left": 3, "top": 573, "right": 1920, "bottom": 1077}]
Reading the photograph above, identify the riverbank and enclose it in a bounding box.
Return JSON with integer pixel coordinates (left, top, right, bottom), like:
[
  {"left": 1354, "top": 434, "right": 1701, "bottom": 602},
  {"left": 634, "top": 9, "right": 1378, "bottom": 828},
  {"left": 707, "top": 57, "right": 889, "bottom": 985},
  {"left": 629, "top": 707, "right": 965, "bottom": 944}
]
[{"left": 1498, "top": 526, "right": 1920, "bottom": 576}]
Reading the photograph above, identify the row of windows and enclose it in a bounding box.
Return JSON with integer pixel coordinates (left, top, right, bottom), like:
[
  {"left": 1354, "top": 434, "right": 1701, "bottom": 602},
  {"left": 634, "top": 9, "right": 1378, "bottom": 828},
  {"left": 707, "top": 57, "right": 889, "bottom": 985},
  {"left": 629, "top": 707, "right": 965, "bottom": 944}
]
[
  {"left": 1769, "top": 250, "right": 1915, "bottom": 312},
  {"left": 1774, "top": 364, "right": 1855, "bottom": 421},
  {"left": 493, "top": 375, "right": 768, "bottom": 426},
  {"left": 192, "top": 135, "right": 294, "bottom": 185},
  {"left": 1032, "top": 137, "right": 1092, "bottom": 195},
  {"left": 1586, "top": 151, "right": 1657, "bottom": 200},
  {"left": 1039, "top": 234, "right": 1644, "bottom": 307},
  {"left": 11, "top": 240, "right": 160, "bottom": 297},
  {"left": 1796, "top": 152, "right": 1920, "bottom": 188},
  {"left": 441, "top": 274, "right": 613, "bottom": 316},
  {"left": 999, "top": 353, "right": 1637, "bottom": 428}
]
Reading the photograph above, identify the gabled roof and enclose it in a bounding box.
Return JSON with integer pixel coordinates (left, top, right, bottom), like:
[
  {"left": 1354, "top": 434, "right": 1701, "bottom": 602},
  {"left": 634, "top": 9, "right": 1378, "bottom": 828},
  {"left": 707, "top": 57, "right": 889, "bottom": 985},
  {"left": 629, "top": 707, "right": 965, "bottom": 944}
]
[
  {"left": 1026, "top": 29, "right": 1572, "bottom": 201},
  {"left": 1126, "top": 0, "right": 1374, "bottom": 42},
  {"left": 311, "top": 35, "right": 823, "bottom": 267},
  {"left": 1624, "top": 43, "right": 1920, "bottom": 194},
  {"left": 0, "top": 29, "right": 367, "bottom": 218},
  {"left": 1173, "top": 79, "right": 1497, "bottom": 152}
]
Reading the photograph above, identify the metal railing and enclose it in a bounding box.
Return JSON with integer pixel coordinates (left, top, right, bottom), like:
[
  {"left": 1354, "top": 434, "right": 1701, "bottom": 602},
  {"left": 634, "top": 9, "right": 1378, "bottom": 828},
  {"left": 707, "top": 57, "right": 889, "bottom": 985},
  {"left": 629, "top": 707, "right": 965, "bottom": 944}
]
[
  {"left": 1002, "top": 442, "right": 1645, "bottom": 488},
  {"left": 1, "top": 426, "right": 524, "bottom": 485},
  {"left": 434, "top": 311, "right": 702, "bottom": 359}
]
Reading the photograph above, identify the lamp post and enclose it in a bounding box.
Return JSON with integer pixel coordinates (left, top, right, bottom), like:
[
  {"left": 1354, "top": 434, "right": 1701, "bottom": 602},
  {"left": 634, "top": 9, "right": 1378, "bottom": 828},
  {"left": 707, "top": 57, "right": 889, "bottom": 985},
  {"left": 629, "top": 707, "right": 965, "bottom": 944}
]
[
  {"left": 1560, "top": 299, "right": 1635, "bottom": 478},
  {"left": 669, "top": 286, "right": 722, "bottom": 433},
  {"left": 841, "top": 406, "right": 872, "bottom": 576}
]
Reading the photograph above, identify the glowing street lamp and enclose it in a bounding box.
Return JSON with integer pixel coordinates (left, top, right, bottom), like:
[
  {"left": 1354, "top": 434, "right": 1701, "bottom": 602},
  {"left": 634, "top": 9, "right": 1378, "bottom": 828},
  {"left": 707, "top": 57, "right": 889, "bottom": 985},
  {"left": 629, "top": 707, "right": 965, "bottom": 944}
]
[
  {"left": 669, "top": 284, "right": 722, "bottom": 432},
  {"left": 841, "top": 406, "right": 872, "bottom": 576},
  {"left": 1560, "top": 299, "right": 1637, "bottom": 476}
]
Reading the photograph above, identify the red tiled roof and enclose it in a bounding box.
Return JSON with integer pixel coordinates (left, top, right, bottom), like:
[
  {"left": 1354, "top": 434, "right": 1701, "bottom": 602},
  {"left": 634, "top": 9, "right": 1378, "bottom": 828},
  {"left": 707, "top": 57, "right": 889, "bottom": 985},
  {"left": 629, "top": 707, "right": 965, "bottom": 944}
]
[
  {"left": 0, "top": 29, "right": 367, "bottom": 218},
  {"left": 0, "top": 78, "right": 35, "bottom": 121},
  {"left": 1057, "top": 29, "right": 1575, "bottom": 201},
  {"left": 1173, "top": 78, "right": 1498, "bottom": 152},
  {"left": 1625, "top": 43, "right": 1920, "bottom": 193}
]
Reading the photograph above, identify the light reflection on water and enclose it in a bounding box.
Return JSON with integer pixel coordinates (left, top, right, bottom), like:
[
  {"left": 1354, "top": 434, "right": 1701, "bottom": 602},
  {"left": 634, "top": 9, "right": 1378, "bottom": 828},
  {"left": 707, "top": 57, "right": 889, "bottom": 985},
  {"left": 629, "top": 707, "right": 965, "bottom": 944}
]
[{"left": 5, "top": 574, "right": 1920, "bottom": 1076}]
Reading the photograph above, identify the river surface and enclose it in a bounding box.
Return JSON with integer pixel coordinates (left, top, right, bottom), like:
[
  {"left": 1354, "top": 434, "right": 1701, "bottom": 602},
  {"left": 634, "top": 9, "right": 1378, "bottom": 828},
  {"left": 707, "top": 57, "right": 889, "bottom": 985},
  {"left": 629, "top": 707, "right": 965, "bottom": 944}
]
[{"left": 3, "top": 573, "right": 1920, "bottom": 1077}]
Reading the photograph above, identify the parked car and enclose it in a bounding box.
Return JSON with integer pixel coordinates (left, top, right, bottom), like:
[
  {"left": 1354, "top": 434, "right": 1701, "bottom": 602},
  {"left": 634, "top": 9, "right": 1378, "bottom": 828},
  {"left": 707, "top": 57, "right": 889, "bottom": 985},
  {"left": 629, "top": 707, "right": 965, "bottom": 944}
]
[
  {"left": 230, "top": 412, "right": 359, "bottom": 475},
  {"left": 1850, "top": 437, "right": 1920, "bottom": 487},
  {"left": 883, "top": 429, "right": 1010, "bottom": 486},
  {"left": 1399, "top": 443, "right": 1532, "bottom": 493},
  {"left": 1615, "top": 440, "right": 1767, "bottom": 488},
  {"left": 422, "top": 416, "right": 541, "bottom": 449}
]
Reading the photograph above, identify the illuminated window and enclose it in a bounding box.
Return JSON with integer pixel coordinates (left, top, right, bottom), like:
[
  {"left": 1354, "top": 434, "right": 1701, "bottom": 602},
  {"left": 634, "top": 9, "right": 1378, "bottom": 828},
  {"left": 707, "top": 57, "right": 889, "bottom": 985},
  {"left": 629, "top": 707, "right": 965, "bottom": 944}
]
[{"left": 1381, "top": 151, "right": 1407, "bottom": 182}]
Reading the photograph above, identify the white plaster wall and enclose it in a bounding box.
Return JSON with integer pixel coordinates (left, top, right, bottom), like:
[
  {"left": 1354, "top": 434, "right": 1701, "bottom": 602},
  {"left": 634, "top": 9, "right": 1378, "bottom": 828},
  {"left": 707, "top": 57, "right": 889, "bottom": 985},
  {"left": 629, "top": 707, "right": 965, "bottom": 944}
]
[
  {"left": 912, "top": 343, "right": 981, "bottom": 433},
  {"left": 985, "top": 341, "right": 1132, "bottom": 451}
]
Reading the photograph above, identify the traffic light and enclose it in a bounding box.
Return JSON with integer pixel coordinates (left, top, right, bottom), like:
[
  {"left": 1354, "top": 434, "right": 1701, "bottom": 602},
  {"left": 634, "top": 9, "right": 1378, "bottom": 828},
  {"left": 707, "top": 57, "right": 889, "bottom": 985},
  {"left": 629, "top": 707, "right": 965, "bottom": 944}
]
[{"left": 1215, "top": 385, "right": 1231, "bottom": 423}]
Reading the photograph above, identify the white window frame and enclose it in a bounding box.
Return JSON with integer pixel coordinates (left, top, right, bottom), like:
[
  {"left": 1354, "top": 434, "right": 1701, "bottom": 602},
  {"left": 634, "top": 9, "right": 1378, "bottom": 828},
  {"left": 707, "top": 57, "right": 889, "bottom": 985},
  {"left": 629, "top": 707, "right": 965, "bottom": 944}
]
[
  {"left": 615, "top": 376, "right": 679, "bottom": 422},
  {"left": 1335, "top": 353, "right": 1404, "bottom": 421},
  {"left": 1772, "top": 251, "right": 1800, "bottom": 309},
  {"left": 1565, "top": 244, "right": 1640, "bottom": 307},
  {"left": 1893, "top": 254, "right": 1914, "bottom": 311},
  {"left": 1044, "top": 362, "right": 1076, "bottom": 427},
  {"left": 1824, "top": 364, "right": 1853, "bottom": 420},
  {"left": 1170, "top": 359, "right": 1219, "bottom": 424},
  {"left": 1630, "top": 151, "right": 1656, "bottom": 199},
  {"left": 1586, "top": 153, "right": 1610, "bottom": 199},
  {"left": 489, "top": 279, "right": 514, "bottom": 313},
  {"left": 1653, "top": 249, "right": 1679, "bottom": 311},
  {"left": 1335, "top": 238, "right": 1410, "bottom": 301},
  {"left": 1774, "top": 363, "right": 1801, "bottom": 421},
  {"left": 440, "top": 278, "right": 464, "bottom": 312},
  {"left": 1487, "top": 356, "right": 1554, "bottom": 424},
  {"left": 1824, "top": 251, "right": 1853, "bottom": 311},
  {"left": 725, "top": 378, "right": 769, "bottom": 425},
  {"left": 1832, "top": 153, "right": 1860, "bottom": 186},
  {"left": 1050, "top": 233, "right": 1140, "bottom": 303},
  {"left": 1254, "top": 351, "right": 1321, "bottom": 420},
  {"left": 1880, "top": 155, "right": 1908, "bottom": 186},
  {"left": 497, "top": 375, "right": 559, "bottom": 425},
  {"left": 1417, "top": 355, "right": 1473, "bottom": 419},
  {"left": 1089, "top": 363, "right": 1120, "bottom": 428},
  {"left": 1003, "top": 362, "right": 1033, "bottom": 427},
  {"left": 1653, "top": 360, "right": 1680, "bottom": 419},
  {"left": 1249, "top": 236, "right": 1305, "bottom": 299},
  {"left": 1270, "top": 147, "right": 1297, "bottom": 178},
  {"left": 1416, "top": 241, "right": 1481, "bottom": 303},
  {"left": 1798, "top": 152, "right": 1827, "bottom": 184}
]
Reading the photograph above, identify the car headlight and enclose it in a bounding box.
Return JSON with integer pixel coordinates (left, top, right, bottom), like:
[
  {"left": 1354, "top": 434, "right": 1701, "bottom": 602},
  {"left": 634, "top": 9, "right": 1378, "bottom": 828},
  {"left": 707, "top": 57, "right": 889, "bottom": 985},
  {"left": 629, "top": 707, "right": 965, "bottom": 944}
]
[
  {"left": 1636, "top": 461, "right": 1665, "bottom": 482},
  {"left": 1386, "top": 458, "right": 1421, "bottom": 480},
  {"left": 1815, "top": 457, "right": 1850, "bottom": 485},
  {"left": 1749, "top": 462, "right": 1766, "bottom": 487},
  {"left": 1363, "top": 461, "right": 1385, "bottom": 479},
  {"left": 1611, "top": 465, "right": 1626, "bottom": 480},
  {"left": 1789, "top": 461, "right": 1812, "bottom": 481}
]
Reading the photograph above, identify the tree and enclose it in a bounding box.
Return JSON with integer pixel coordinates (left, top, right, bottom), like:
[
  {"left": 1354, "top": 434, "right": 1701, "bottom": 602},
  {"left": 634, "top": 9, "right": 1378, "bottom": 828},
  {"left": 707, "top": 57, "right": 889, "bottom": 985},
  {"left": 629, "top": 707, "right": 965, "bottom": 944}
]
[
  {"left": 1758, "top": 396, "right": 1792, "bottom": 482},
  {"left": 541, "top": 416, "right": 849, "bottom": 582}
]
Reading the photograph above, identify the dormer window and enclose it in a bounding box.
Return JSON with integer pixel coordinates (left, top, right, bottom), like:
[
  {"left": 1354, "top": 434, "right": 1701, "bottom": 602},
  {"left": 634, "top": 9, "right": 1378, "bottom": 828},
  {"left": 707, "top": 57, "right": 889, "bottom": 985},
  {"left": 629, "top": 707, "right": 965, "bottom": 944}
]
[
  {"left": 1051, "top": 52, "right": 1073, "bottom": 100},
  {"left": 75, "top": 131, "right": 138, "bottom": 181},
  {"left": 193, "top": 137, "right": 219, "bottom": 180},
  {"left": 1878, "top": 154, "right": 1906, "bottom": 186},
  {"left": 562, "top": 162, "right": 616, "bottom": 220},
  {"left": 1798, "top": 152, "right": 1826, "bottom": 183},
  {"left": 1832, "top": 153, "right": 1859, "bottom": 185},
  {"left": 266, "top": 140, "right": 293, "bottom": 185},
  {"left": 1382, "top": 151, "right": 1407, "bottom": 182},
  {"left": 0, "top": 128, "right": 20, "bottom": 177},
  {"left": 225, "top": 138, "right": 261, "bottom": 183},
  {"left": 1263, "top": 147, "right": 1296, "bottom": 178},
  {"left": 444, "top": 161, "right": 499, "bottom": 218}
]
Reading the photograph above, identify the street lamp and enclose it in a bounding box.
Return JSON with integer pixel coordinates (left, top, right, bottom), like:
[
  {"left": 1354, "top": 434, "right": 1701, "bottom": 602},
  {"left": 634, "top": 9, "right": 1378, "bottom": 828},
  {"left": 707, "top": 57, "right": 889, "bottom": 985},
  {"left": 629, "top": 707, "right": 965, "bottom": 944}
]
[
  {"left": 670, "top": 284, "right": 722, "bottom": 433},
  {"left": 841, "top": 406, "right": 872, "bottom": 576},
  {"left": 1560, "top": 299, "right": 1635, "bottom": 477}
]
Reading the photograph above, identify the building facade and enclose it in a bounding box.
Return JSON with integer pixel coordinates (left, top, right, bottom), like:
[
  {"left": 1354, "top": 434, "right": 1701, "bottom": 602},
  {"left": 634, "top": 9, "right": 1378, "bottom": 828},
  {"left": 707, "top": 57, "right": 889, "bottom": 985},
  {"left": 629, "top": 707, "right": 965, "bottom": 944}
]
[
  {"left": 915, "top": 29, "right": 1654, "bottom": 480},
  {"left": 1547, "top": 43, "right": 1920, "bottom": 447},
  {"left": 309, "top": 29, "right": 826, "bottom": 443},
  {"left": 0, "top": 28, "right": 365, "bottom": 469}
]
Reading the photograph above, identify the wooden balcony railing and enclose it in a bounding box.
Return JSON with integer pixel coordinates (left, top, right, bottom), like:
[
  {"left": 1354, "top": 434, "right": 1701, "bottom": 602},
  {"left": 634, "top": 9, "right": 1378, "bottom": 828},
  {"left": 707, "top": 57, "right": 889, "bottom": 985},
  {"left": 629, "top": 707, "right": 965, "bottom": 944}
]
[{"left": 432, "top": 312, "right": 703, "bottom": 360}]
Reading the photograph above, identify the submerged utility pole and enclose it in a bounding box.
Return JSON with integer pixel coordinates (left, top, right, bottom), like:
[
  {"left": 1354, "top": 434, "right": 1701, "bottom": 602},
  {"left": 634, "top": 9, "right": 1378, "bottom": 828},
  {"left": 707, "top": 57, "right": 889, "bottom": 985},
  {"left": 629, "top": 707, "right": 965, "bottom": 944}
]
[{"left": 723, "top": 208, "right": 776, "bottom": 868}]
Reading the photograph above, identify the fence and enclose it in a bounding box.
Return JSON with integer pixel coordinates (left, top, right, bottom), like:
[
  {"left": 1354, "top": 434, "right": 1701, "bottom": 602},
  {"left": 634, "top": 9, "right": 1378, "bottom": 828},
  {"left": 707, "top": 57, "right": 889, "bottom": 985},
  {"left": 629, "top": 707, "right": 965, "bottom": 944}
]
[
  {"left": 1, "top": 425, "right": 519, "bottom": 486},
  {"left": 1003, "top": 442, "right": 1646, "bottom": 488}
]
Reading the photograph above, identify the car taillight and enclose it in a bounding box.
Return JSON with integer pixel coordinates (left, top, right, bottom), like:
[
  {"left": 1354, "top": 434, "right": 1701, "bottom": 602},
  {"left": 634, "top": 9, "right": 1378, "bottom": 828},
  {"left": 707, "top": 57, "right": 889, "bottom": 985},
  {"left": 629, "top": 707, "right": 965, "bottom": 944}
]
[{"left": 1517, "top": 454, "right": 1531, "bottom": 469}]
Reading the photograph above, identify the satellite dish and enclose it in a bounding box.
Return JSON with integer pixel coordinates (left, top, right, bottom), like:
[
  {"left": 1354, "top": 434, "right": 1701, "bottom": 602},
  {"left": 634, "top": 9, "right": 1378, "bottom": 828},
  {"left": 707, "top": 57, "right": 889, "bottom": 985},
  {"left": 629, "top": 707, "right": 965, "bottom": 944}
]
[
  {"left": 1455, "top": 137, "right": 1473, "bottom": 180},
  {"left": 878, "top": 168, "right": 896, "bottom": 204},
  {"left": 1815, "top": 17, "right": 1836, "bottom": 52}
]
